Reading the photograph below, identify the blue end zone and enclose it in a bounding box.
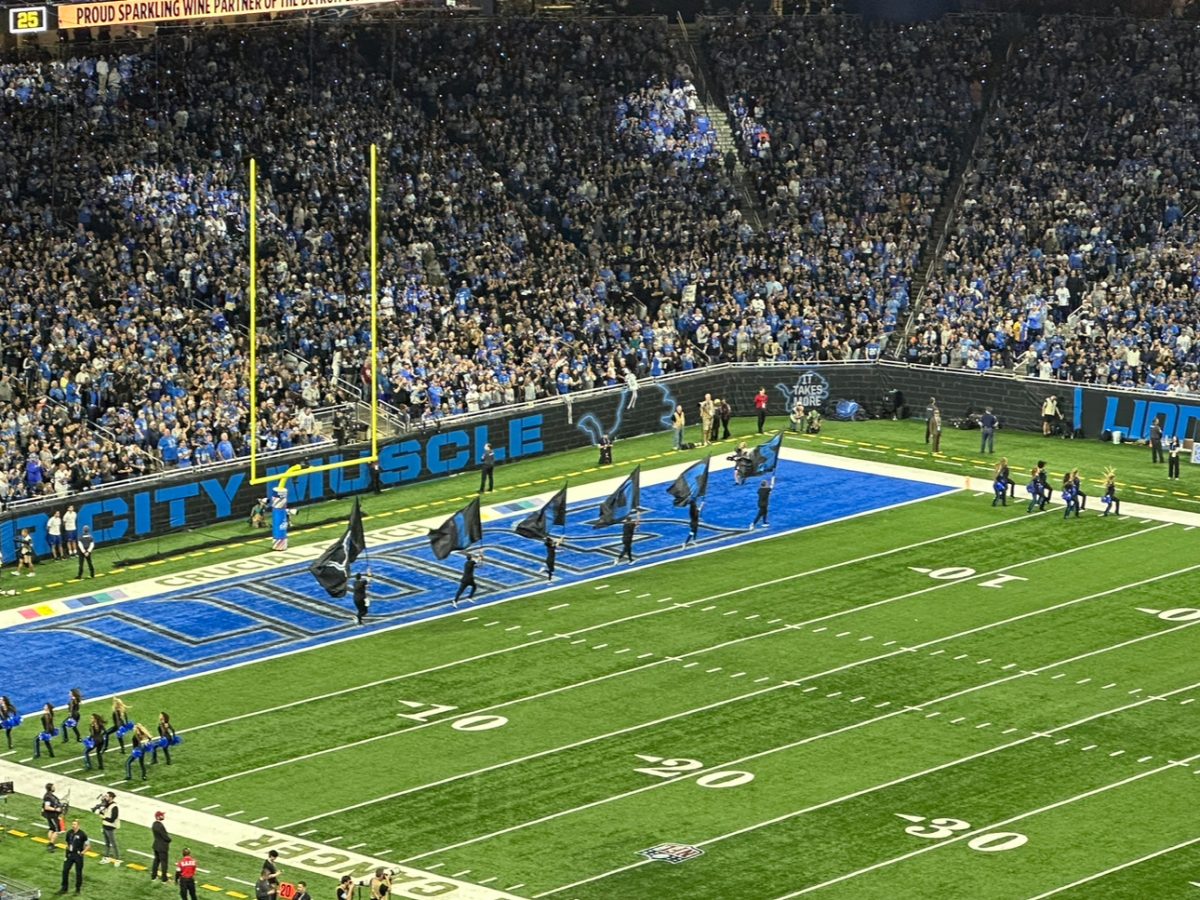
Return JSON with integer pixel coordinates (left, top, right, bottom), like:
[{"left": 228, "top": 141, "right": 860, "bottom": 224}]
[{"left": 0, "top": 461, "right": 951, "bottom": 704}]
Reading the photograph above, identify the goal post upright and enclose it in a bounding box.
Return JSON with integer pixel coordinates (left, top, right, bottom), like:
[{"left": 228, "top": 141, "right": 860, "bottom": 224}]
[{"left": 248, "top": 145, "right": 380, "bottom": 493}]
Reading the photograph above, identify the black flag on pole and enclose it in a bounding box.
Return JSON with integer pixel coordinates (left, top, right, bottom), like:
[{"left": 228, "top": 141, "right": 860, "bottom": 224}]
[
  {"left": 591, "top": 466, "right": 641, "bottom": 528},
  {"left": 515, "top": 486, "right": 568, "bottom": 541},
  {"left": 749, "top": 433, "right": 783, "bottom": 476},
  {"left": 666, "top": 457, "right": 710, "bottom": 507},
  {"left": 309, "top": 497, "right": 367, "bottom": 598},
  {"left": 429, "top": 497, "right": 484, "bottom": 560}
]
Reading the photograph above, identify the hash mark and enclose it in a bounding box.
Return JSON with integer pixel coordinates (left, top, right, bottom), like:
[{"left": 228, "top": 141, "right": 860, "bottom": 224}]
[
  {"left": 526, "top": 630, "right": 543, "bottom": 636},
  {"left": 1055, "top": 738, "right": 1071, "bottom": 745},
  {"left": 929, "top": 649, "right": 945, "bottom": 656},
  {"left": 591, "top": 644, "right": 609, "bottom": 650},
  {"left": 616, "top": 589, "right": 631, "bottom": 595},
  {"left": 1002, "top": 728, "right": 1019, "bottom": 734},
  {"left": 637, "top": 653, "right": 654, "bottom": 659},
  {"left": 1138, "top": 756, "right": 1154, "bottom": 763},
  {"left": 813, "top": 627, "right": 828, "bottom": 633},
  {"left": 701, "top": 606, "right": 716, "bottom": 612},
  {"left": 826, "top": 691, "right": 843, "bottom": 698},
  {"left": 835, "top": 631, "right": 852, "bottom": 637},
  {"left": 730, "top": 672, "right": 747, "bottom": 679},
  {"left": 683, "top": 662, "right": 699, "bottom": 669},
  {"left": 1080, "top": 745, "right": 1098, "bottom": 751},
  {"left": 950, "top": 717, "right": 966, "bottom": 724},
  {"left": 755, "top": 677, "right": 771, "bottom": 683},
  {"left": 1076, "top": 678, "right": 1092, "bottom": 685},
  {"left": 505, "top": 626, "right": 522, "bottom": 632},
  {"left": 548, "top": 604, "right": 569, "bottom": 611},
  {"left": 464, "top": 616, "right": 479, "bottom": 622},
  {"left": 484, "top": 622, "right": 500, "bottom": 628},
  {"left": 1109, "top": 750, "right": 1125, "bottom": 757}
]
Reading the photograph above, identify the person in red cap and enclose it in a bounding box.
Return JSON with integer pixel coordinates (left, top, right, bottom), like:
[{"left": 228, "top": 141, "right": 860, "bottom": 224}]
[
  {"left": 150, "top": 811, "right": 171, "bottom": 883},
  {"left": 176, "top": 847, "right": 198, "bottom": 900}
]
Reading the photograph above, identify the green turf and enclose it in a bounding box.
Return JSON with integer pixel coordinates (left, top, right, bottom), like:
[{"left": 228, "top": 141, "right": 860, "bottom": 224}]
[{"left": 10, "top": 476, "right": 1200, "bottom": 899}]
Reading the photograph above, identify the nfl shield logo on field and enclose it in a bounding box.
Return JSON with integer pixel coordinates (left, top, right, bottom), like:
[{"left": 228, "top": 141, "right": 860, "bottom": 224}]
[{"left": 638, "top": 842, "right": 705, "bottom": 864}]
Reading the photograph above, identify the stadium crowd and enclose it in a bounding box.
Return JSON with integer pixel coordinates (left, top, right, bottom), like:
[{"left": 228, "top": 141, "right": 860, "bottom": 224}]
[
  {"left": 2, "top": 13, "right": 1199, "bottom": 505},
  {"left": 706, "top": 14, "right": 995, "bottom": 362},
  {"left": 906, "top": 17, "right": 1200, "bottom": 395}
]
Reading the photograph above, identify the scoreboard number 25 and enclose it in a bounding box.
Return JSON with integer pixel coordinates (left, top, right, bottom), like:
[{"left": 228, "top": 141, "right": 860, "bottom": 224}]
[{"left": 9, "top": 6, "right": 49, "bottom": 34}]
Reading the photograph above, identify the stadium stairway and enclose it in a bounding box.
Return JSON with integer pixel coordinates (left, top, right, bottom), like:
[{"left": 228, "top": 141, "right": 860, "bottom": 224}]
[
  {"left": 680, "top": 19, "right": 767, "bottom": 232},
  {"left": 892, "top": 21, "right": 1024, "bottom": 357}
]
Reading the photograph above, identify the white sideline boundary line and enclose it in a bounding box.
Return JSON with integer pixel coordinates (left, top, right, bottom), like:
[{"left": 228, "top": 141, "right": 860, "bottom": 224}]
[
  {"left": 1024, "top": 834, "right": 1200, "bottom": 899},
  {"left": 398, "top": 618, "right": 1200, "bottom": 862},
  {"left": 166, "top": 524, "right": 1174, "bottom": 802},
  {"left": 534, "top": 680, "right": 1200, "bottom": 898},
  {"left": 177, "top": 505, "right": 1042, "bottom": 737},
  {"left": 773, "top": 751, "right": 1200, "bottom": 898}
]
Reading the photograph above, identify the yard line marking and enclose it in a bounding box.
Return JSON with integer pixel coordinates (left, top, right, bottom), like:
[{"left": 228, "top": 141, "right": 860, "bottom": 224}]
[
  {"left": 265, "top": 564, "right": 1200, "bottom": 824},
  {"left": 1025, "top": 834, "right": 1200, "bottom": 899},
  {"left": 178, "top": 513, "right": 1068, "bottom": 737},
  {"left": 774, "top": 752, "right": 1200, "bottom": 898},
  {"left": 533, "top": 686, "right": 1200, "bottom": 898}
]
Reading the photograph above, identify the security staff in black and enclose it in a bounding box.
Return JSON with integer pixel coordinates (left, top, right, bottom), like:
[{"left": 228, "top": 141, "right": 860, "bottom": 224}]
[
  {"left": 352, "top": 573, "right": 370, "bottom": 625},
  {"left": 753, "top": 477, "right": 775, "bottom": 527},
  {"left": 979, "top": 408, "right": 997, "bottom": 454},
  {"left": 479, "top": 443, "right": 495, "bottom": 493},
  {"left": 60, "top": 819, "right": 90, "bottom": 894},
  {"left": 151, "top": 811, "right": 172, "bottom": 883},
  {"left": 76, "top": 526, "right": 96, "bottom": 579},
  {"left": 1150, "top": 417, "right": 1165, "bottom": 463}
]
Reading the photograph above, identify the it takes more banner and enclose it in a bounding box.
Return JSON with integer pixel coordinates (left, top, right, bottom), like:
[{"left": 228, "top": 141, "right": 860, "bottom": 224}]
[{"left": 58, "top": 0, "right": 404, "bottom": 29}]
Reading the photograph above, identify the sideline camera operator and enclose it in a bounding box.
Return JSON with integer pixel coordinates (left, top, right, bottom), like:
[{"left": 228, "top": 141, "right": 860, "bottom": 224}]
[
  {"left": 92, "top": 790, "right": 121, "bottom": 864},
  {"left": 369, "top": 867, "right": 392, "bottom": 898}
]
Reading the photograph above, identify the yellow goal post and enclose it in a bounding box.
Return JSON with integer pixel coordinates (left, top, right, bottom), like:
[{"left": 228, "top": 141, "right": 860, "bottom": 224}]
[{"left": 247, "top": 144, "right": 380, "bottom": 492}]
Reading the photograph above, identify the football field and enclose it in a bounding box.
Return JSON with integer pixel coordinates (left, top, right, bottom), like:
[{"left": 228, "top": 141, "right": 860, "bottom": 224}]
[{"left": 4, "top": 452, "right": 1200, "bottom": 899}]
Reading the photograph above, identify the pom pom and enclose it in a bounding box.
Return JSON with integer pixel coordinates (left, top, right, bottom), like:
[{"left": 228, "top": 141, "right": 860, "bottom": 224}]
[
  {"left": 169, "top": 734, "right": 182, "bottom": 746},
  {"left": 83, "top": 737, "right": 95, "bottom": 751}
]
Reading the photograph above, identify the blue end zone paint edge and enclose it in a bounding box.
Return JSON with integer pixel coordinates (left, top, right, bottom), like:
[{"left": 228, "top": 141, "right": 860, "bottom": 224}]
[{"left": 0, "top": 461, "right": 953, "bottom": 705}]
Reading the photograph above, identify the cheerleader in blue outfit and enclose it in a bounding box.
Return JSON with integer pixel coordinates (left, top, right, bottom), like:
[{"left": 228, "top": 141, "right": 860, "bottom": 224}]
[
  {"left": 105, "top": 697, "right": 132, "bottom": 755},
  {"left": 1025, "top": 467, "right": 1043, "bottom": 513},
  {"left": 992, "top": 458, "right": 1011, "bottom": 507},
  {"left": 126, "top": 723, "right": 153, "bottom": 781},
  {"left": 34, "top": 702, "right": 56, "bottom": 758},
  {"left": 62, "top": 688, "right": 83, "bottom": 744},
  {"left": 1101, "top": 468, "right": 1121, "bottom": 516},
  {"left": 151, "top": 711, "right": 179, "bottom": 766},
  {"left": 84, "top": 713, "right": 107, "bottom": 770},
  {"left": 1, "top": 695, "right": 20, "bottom": 749},
  {"left": 1061, "top": 473, "right": 1080, "bottom": 518}
]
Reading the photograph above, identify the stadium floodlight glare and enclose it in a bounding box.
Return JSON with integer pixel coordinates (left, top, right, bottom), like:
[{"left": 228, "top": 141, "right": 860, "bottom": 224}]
[{"left": 248, "top": 144, "right": 380, "bottom": 492}]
